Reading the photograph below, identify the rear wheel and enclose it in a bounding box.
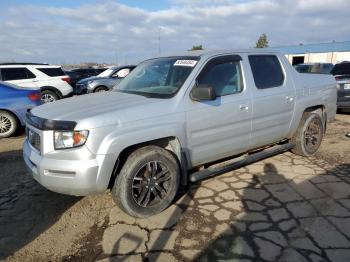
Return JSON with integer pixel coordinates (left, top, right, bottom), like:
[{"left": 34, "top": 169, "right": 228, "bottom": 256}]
[
  {"left": 0, "top": 111, "right": 18, "bottom": 138},
  {"left": 41, "top": 90, "right": 58, "bottom": 103},
  {"left": 94, "top": 86, "right": 108, "bottom": 92},
  {"left": 112, "top": 146, "right": 180, "bottom": 218},
  {"left": 291, "top": 112, "right": 324, "bottom": 156}
]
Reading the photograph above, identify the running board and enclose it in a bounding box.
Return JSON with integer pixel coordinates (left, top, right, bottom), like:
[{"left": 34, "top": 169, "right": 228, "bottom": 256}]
[{"left": 189, "top": 142, "right": 295, "bottom": 183}]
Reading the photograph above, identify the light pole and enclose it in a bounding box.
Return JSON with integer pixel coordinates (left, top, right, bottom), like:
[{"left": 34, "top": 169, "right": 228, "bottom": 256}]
[{"left": 158, "top": 27, "right": 161, "bottom": 55}]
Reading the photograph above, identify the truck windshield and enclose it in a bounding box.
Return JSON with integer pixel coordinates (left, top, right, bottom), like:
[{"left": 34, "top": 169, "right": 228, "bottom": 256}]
[{"left": 115, "top": 56, "right": 199, "bottom": 98}]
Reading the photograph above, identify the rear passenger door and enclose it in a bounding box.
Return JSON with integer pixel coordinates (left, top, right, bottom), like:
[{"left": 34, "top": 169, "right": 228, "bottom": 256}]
[
  {"left": 0, "top": 67, "right": 38, "bottom": 89},
  {"left": 186, "top": 55, "right": 252, "bottom": 166},
  {"left": 249, "top": 55, "right": 295, "bottom": 147}
]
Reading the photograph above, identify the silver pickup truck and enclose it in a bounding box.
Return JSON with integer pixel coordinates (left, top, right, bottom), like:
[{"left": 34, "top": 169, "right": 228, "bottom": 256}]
[{"left": 23, "top": 49, "right": 337, "bottom": 217}]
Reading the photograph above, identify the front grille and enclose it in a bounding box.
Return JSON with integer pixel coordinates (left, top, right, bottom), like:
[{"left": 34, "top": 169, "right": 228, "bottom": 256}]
[{"left": 27, "top": 128, "right": 41, "bottom": 153}]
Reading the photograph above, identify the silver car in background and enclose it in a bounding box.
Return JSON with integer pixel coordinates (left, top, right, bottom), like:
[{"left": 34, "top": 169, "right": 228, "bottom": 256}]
[{"left": 74, "top": 65, "right": 135, "bottom": 95}]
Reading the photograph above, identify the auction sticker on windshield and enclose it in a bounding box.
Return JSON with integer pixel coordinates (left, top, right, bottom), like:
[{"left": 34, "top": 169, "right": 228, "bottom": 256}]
[{"left": 174, "top": 60, "right": 198, "bottom": 67}]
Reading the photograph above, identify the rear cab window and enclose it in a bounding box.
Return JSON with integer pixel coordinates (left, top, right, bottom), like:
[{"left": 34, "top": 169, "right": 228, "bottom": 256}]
[
  {"left": 248, "top": 55, "right": 284, "bottom": 89},
  {"left": 36, "top": 67, "right": 66, "bottom": 77},
  {"left": 0, "top": 67, "right": 36, "bottom": 81}
]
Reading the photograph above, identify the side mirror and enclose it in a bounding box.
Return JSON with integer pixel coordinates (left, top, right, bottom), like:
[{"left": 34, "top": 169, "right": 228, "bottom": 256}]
[{"left": 190, "top": 84, "right": 216, "bottom": 101}]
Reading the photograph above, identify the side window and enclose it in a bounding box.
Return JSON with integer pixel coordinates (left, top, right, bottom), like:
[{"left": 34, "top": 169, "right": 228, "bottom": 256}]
[
  {"left": 248, "top": 55, "right": 284, "bottom": 89},
  {"left": 37, "top": 67, "right": 65, "bottom": 77},
  {"left": 1, "top": 68, "right": 35, "bottom": 81},
  {"left": 197, "top": 61, "right": 243, "bottom": 97},
  {"left": 113, "top": 68, "right": 130, "bottom": 78}
]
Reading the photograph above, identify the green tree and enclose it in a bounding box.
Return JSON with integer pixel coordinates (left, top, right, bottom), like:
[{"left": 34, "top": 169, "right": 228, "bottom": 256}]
[
  {"left": 190, "top": 44, "right": 203, "bottom": 51},
  {"left": 255, "top": 33, "right": 269, "bottom": 48}
]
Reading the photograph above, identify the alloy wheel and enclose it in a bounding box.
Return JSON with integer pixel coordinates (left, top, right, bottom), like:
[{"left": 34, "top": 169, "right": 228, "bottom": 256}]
[
  {"left": 132, "top": 161, "right": 172, "bottom": 207},
  {"left": 0, "top": 115, "right": 12, "bottom": 135},
  {"left": 41, "top": 94, "right": 56, "bottom": 103}
]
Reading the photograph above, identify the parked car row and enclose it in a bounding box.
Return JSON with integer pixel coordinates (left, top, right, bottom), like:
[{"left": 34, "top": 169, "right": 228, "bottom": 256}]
[
  {"left": 74, "top": 65, "right": 135, "bottom": 94},
  {"left": 0, "top": 63, "right": 134, "bottom": 138},
  {"left": 0, "top": 63, "right": 134, "bottom": 104},
  {"left": 0, "top": 63, "right": 73, "bottom": 103},
  {"left": 64, "top": 68, "right": 107, "bottom": 88},
  {"left": 294, "top": 61, "right": 350, "bottom": 111}
]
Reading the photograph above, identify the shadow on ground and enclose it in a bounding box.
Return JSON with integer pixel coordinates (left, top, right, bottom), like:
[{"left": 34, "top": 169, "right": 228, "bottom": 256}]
[
  {"left": 99, "top": 158, "right": 350, "bottom": 262},
  {"left": 0, "top": 150, "right": 80, "bottom": 259},
  {"left": 199, "top": 162, "right": 350, "bottom": 262}
]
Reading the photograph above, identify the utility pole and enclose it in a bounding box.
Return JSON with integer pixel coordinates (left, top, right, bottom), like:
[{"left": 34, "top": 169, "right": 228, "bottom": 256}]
[
  {"left": 158, "top": 27, "right": 161, "bottom": 55},
  {"left": 124, "top": 55, "right": 128, "bottom": 65}
]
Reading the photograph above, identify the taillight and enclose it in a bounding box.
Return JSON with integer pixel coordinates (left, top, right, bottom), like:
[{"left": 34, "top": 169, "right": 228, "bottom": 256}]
[
  {"left": 28, "top": 92, "right": 41, "bottom": 101},
  {"left": 61, "top": 77, "right": 71, "bottom": 84}
]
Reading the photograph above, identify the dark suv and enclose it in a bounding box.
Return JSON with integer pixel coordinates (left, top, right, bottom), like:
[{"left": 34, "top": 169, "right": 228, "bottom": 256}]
[
  {"left": 65, "top": 68, "right": 107, "bottom": 88},
  {"left": 331, "top": 62, "right": 350, "bottom": 111},
  {"left": 294, "top": 63, "right": 334, "bottom": 74}
]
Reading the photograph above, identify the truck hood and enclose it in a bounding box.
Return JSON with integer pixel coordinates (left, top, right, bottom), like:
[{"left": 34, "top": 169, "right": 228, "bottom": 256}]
[{"left": 30, "top": 92, "right": 174, "bottom": 129}]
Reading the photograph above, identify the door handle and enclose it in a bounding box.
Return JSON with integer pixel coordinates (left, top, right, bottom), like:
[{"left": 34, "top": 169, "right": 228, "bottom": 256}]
[
  {"left": 32, "top": 79, "right": 39, "bottom": 82},
  {"left": 239, "top": 105, "right": 249, "bottom": 111},
  {"left": 286, "top": 96, "right": 294, "bottom": 102}
]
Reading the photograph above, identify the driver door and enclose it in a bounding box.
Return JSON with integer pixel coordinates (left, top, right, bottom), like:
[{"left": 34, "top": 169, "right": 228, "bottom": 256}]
[{"left": 186, "top": 55, "right": 252, "bottom": 167}]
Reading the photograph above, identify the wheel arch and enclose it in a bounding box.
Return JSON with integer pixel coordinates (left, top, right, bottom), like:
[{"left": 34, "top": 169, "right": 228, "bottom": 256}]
[
  {"left": 304, "top": 105, "right": 327, "bottom": 133},
  {"left": 107, "top": 136, "right": 186, "bottom": 189},
  {"left": 40, "top": 86, "right": 63, "bottom": 99},
  {"left": 93, "top": 85, "right": 109, "bottom": 92}
]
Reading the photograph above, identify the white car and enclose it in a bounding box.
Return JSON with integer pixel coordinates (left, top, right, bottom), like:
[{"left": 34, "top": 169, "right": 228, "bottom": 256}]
[{"left": 0, "top": 63, "right": 73, "bottom": 103}]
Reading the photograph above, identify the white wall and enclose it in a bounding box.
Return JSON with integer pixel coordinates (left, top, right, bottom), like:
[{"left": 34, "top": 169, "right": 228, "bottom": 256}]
[
  {"left": 335, "top": 52, "right": 350, "bottom": 63},
  {"left": 286, "top": 51, "right": 350, "bottom": 64},
  {"left": 307, "top": 53, "right": 328, "bottom": 63}
]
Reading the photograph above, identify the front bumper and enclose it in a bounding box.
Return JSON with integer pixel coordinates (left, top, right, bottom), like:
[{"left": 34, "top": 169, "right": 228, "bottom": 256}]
[
  {"left": 23, "top": 139, "right": 115, "bottom": 196},
  {"left": 74, "top": 84, "right": 88, "bottom": 95},
  {"left": 63, "top": 91, "right": 74, "bottom": 98},
  {"left": 337, "top": 96, "right": 350, "bottom": 109}
]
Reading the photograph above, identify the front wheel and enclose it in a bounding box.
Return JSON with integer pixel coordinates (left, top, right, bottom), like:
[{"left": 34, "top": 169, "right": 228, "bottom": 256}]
[
  {"left": 291, "top": 112, "right": 324, "bottom": 156},
  {"left": 112, "top": 146, "right": 180, "bottom": 218},
  {"left": 94, "top": 86, "right": 108, "bottom": 92},
  {"left": 0, "top": 111, "right": 18, "bottom": 138}
]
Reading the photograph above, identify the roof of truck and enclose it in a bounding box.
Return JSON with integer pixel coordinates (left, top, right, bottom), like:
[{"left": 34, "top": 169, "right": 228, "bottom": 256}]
[{"left": 156, "top": 48, "right": 281, "bottom": 59}]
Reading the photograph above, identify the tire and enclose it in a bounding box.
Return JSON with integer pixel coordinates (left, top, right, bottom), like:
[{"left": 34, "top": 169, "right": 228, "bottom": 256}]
[
  {"left": 291, "top": 112, "right": 324, "bottom": 156},
  {"left": 112, "top": 146, "right": 180, "bottom": 218},
  {"left": 0, "top": 111, "right": 18, "bottom": 138},
  {"left": 94, "top": 86, "right": 108, "bottom": 92},
  {"left": 41, "top": 90, "right": 59, "bottom": 103}
]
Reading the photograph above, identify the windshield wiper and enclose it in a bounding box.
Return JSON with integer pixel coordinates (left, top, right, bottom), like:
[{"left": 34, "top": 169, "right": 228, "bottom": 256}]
[{"left": 115, "top": 90, "right": 173, "bottom": 99}]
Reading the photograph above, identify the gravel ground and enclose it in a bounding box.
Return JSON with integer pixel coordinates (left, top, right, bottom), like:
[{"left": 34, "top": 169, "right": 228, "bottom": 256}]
[{"left": 0, "top": 113, "right": 349, "bottom": 261}]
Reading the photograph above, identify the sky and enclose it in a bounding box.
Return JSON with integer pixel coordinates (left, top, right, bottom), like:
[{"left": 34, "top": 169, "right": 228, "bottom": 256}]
[{"left": 0, "top": 0, "right": 350, "bottom": 64}]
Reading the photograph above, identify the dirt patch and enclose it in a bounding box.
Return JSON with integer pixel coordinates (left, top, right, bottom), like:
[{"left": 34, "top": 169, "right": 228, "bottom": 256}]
[
  {"left": 0, "top": 137, "right": 114, "bottom": 261},
  {"left": 315, "top": 113, "right": 350, "bottom": 164}
]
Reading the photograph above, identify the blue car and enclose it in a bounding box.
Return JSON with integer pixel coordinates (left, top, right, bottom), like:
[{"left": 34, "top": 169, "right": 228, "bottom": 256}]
[{"left": 0, "top": 81, "right": 42, "bottom": 138}]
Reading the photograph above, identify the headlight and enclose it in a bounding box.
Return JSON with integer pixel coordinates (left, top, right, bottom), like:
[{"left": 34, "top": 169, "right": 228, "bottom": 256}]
[
  {"left": 87, "top": 80, "right": 94, "bottom": 85},
  {"left": 54, "top": 130, "right": 89, "bottom": 149}
]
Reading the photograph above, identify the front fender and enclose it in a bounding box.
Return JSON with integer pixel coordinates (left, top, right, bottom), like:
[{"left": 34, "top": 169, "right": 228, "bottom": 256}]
[{"left": 96, "top": 121, "right": 187, "bottom": 157}]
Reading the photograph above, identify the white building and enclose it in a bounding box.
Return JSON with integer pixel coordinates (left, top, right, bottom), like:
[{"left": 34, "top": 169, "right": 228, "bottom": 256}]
[{"left": 274, "top": 41, "right": 350, "bottom": 65}]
